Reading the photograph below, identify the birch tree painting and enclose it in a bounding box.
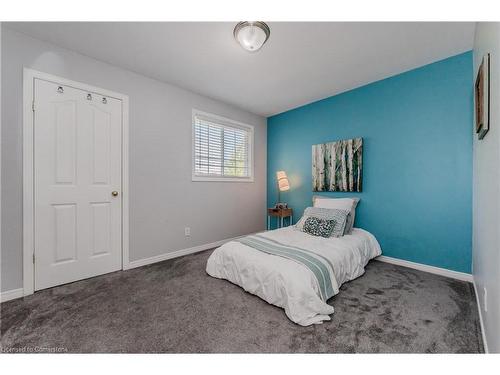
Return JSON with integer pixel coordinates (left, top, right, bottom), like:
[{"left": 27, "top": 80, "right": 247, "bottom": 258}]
[{"left": 312, "top": 138, "right": 362, "bottom": 192}]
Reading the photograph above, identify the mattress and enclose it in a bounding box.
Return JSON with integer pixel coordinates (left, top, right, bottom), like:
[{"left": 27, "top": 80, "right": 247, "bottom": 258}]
[{"left": 206, "top": 226, "right": 382, "bottom": 326}]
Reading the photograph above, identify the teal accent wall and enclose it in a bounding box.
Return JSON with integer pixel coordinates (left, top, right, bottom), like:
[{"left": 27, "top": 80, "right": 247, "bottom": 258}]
[{"left": 267, "top": 52, "right": 473, "bottom": 273}]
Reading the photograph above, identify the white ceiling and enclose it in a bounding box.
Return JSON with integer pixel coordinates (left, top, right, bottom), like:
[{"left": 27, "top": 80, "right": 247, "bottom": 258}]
[{"left": 6, "top": 22, "right": 475, "bottom": 117}]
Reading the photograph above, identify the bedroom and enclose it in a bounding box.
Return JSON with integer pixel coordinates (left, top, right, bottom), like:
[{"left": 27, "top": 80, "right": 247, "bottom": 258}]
[{"left": 1, "top": 0, "right": 499, "bottom": 371}]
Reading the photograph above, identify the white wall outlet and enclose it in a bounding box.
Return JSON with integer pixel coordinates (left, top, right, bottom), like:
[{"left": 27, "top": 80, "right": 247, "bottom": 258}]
[
  {"left": 483, "top": 287, "right": 488, "bottom": 312},
  {"left": 184, "top": 227, "right": 191, "bottom": 237}
]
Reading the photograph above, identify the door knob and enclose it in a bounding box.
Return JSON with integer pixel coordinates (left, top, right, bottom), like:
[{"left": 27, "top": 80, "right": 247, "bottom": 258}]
[{"left": 111, "top": 191, "right": 119, "bottom": 197}]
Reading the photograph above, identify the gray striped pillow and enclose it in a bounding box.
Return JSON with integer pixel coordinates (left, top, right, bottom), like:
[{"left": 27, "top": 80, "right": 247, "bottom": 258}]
[{"left": 296, "top": 207, "right": 349, "bottom": 238}]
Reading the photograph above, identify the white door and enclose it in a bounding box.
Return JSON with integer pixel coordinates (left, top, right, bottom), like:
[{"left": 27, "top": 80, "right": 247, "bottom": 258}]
[{"left": 34, "top": 78, "right": 123, "bottom": 290}]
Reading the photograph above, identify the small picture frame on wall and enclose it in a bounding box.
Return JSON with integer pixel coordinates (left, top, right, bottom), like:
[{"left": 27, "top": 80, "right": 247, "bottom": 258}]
[{"left": 475, "top": 53, "right": 490, "bottom": 140}]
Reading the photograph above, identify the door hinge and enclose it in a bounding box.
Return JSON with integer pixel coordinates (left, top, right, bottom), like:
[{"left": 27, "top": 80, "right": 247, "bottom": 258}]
[
  {"left": 33, "top": 253, "right": 35, "bottom": 264},
  {"left": 32, "top": 101, "right": 35, "bottom": 112}
]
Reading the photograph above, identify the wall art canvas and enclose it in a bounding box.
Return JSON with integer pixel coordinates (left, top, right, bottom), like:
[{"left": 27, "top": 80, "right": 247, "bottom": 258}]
[
  {"left": 475, "top": 53, "right": 490, "bottom": 140},
  {"left": 312, "top": 137, "right": 363, "bottom": 192}
]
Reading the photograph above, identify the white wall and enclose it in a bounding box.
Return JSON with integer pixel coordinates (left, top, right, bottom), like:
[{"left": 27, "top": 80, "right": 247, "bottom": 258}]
[
  {"left": 1, "top": 28, "right": 267, "bottom": 292},
  {"left": 473, "top": 22, "right": 500, "bottom": 353}
]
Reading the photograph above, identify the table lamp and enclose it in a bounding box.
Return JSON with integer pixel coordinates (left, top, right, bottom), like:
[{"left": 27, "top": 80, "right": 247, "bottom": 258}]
[{"left": 275, "top": 170, "right": 290, "bottom": 208}]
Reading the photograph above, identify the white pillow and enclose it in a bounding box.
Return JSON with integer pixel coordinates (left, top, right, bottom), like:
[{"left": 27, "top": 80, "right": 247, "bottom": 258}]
[
  {"left": 313, "top": 196, "right": 360, "bottom": 234},
  {"left": 313, "top": 196, "right": 354, "bottom": 211}
]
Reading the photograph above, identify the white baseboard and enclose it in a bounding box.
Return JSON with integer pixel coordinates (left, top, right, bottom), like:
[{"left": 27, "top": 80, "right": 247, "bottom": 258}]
[
  {"left": 375, "top": 255, "right": 473, "bottom": 282},
  {"left": 0, "top": 288, "right": 24, "bottom": 303},
  {"left": 123, "top": 234, "right": 246, "bottom": 270},
  {"left": 472, "top": 279, "right": 489, "bottom": 353}
]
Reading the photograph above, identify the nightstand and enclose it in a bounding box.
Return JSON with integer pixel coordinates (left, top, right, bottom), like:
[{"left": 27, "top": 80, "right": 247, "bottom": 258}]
[{"left": 267, "top": 208, "right": 293, "bottom": 230}]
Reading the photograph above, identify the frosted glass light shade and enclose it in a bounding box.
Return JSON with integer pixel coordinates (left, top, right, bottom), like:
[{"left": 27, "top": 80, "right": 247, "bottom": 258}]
[
  {"left": 276, "top": 171, "right": 290, "bottom": 191},
  {"left": 234, "top": 22, "right": 270, "bottom": 52}
]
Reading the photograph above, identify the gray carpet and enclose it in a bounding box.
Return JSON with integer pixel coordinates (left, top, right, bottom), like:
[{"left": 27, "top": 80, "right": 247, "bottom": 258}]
[{"left": 1, "top": 249, "right": 483, "bottom": 353}]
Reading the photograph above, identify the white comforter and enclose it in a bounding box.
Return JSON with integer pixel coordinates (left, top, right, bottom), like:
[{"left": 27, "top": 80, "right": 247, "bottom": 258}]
[{"left": 206, "top": 226, "right": 382, "bottom": 326}]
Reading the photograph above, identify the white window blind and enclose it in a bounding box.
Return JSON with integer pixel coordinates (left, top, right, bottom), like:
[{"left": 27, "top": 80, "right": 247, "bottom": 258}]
[{"left": 193, "top": 111, "right": 253, "bottom": 181}]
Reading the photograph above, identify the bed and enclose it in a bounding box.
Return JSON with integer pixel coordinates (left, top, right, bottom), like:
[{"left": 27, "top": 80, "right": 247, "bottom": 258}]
[{"left": 206, "top": 225, "right": 381, "bottom": 326}]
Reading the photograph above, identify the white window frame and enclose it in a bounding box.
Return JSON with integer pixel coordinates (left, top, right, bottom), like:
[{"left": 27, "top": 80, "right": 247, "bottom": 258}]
[{"left": 192, "top": 109, "right": 254, "bottom": 182}]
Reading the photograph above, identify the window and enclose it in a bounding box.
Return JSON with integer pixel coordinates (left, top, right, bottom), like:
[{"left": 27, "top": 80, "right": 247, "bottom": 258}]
[{"left": 192, "top": 110, "right": 254, "bottom": 182}]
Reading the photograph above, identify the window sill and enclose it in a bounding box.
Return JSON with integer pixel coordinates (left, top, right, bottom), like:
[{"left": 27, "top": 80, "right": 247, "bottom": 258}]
[{"left": 192, "top": 175, "right": 254, "bottom": 183}]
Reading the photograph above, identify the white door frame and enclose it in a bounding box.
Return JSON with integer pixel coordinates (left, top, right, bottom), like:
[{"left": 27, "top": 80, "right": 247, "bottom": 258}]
[{"left": 23, "top": 68, "right": 130, "bottom": 296}]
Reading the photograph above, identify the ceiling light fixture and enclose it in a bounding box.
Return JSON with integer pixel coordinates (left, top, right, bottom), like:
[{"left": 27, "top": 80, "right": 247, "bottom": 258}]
[{"left": 233, "top": 21, "right": 270, "bottom": 52}]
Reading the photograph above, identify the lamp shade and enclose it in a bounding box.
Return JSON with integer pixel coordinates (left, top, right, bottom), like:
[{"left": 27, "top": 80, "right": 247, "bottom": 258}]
[{"left": 276, "top": 171, "right": 290, "bottom": 191}]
